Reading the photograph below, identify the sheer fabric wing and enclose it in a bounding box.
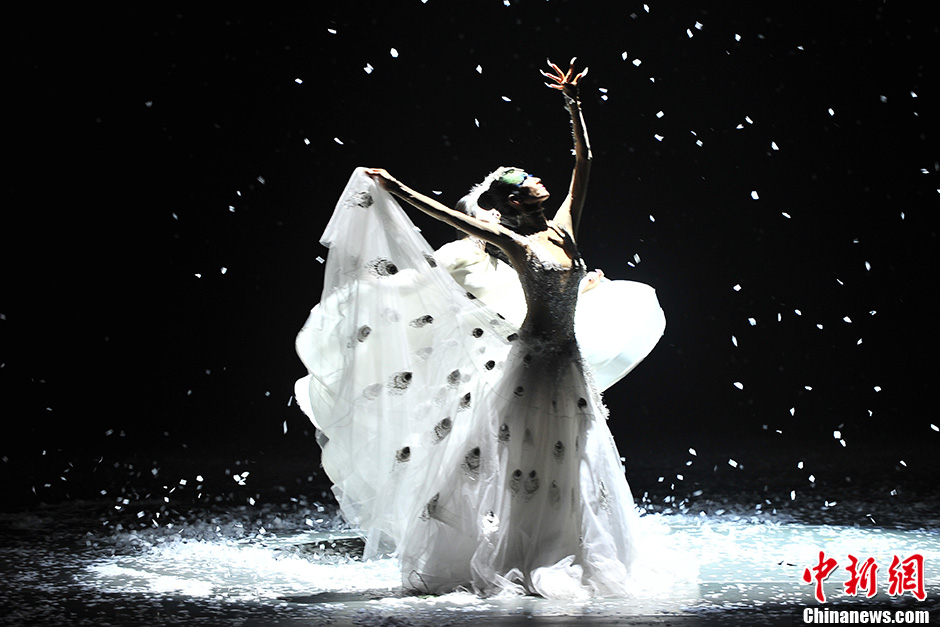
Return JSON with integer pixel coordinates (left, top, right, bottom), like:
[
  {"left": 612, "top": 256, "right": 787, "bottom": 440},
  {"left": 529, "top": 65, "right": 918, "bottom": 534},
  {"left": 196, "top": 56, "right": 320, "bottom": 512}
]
[{"left": 295, "top": 168, "right": 518, "bottom": 558}]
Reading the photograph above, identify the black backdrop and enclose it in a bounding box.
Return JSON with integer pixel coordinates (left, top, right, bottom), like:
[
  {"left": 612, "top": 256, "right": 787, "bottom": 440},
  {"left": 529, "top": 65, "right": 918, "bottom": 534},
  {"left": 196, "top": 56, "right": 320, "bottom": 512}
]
[{"left": 4, "top": 2, "right": 937, "bottom": 507}]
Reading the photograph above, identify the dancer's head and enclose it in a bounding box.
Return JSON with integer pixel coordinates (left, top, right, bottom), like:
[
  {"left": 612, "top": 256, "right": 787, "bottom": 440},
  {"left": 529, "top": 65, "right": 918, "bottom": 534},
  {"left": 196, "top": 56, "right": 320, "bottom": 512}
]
[
  {"left": 477, "top": 167, "right": 550, "bottom": 214},
  {"left": 455, "top": 167, "right": 550, "bottom": 263}
]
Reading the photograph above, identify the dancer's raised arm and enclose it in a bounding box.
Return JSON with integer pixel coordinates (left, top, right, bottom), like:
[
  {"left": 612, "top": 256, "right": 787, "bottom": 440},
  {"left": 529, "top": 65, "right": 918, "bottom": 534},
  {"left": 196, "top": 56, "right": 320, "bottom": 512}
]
[{"left": 541, "top": 58, "right": 592, "bottom": 240}]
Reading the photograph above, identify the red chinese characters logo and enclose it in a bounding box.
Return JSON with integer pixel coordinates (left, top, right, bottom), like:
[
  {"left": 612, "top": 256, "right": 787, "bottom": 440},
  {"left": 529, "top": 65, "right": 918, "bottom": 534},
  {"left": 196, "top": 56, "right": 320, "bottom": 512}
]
[{"left": 802, "top": 552, "right": 926, "bottom": 603}]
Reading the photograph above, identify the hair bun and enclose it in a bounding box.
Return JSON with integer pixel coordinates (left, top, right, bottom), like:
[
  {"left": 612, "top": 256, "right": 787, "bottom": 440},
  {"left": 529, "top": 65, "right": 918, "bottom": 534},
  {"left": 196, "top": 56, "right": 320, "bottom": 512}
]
[{"left": 477, "top": 190, "right": 497, "bottom": 210}]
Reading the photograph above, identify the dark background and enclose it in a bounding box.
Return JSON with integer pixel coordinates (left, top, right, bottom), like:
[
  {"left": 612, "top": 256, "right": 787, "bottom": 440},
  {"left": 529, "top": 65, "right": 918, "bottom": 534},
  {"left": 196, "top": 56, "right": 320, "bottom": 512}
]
[{"left": 3, "top": 2, "right": 937, "bottom": 510}]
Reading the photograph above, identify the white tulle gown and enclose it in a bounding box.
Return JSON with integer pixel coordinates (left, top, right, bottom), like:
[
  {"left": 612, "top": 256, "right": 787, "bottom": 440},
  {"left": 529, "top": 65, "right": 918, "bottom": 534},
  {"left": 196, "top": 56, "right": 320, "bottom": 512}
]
[{"left": 295, "top": 168, "right": 662, "bottom": 598}]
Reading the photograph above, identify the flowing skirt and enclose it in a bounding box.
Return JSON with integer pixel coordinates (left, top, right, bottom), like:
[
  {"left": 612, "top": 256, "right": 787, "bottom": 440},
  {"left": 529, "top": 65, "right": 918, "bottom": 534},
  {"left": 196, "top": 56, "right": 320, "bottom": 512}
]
[{"left": 295, "top": 168, "right": 640, "bottom": 597}]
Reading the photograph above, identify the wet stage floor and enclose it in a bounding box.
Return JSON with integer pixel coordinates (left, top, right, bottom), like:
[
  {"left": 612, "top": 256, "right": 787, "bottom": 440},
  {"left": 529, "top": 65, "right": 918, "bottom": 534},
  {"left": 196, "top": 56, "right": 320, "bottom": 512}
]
[{"left": 2, "top": 444, "right": 938, "bottom": 626}]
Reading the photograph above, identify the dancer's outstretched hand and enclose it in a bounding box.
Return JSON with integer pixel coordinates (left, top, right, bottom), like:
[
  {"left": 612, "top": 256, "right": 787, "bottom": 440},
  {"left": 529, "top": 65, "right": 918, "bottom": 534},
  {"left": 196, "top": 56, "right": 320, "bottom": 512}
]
[
  {"left": 541, "top": 57, "right": 588, "bottom": 97},
  {"left": 366, "top": 168, "right": 401, "bottom": 191}
]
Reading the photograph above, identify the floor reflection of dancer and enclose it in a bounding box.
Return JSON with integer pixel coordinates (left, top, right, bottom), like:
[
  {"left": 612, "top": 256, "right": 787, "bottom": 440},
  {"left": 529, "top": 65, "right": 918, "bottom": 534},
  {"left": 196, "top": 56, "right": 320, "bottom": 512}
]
[{"left": 295, "top": 60, "right": 663, "bottom": 598}]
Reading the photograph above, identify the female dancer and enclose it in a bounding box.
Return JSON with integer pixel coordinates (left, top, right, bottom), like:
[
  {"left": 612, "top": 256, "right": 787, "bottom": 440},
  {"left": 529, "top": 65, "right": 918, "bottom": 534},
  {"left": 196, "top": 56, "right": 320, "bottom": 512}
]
[{"left": 296, "top": 61, "right": 643, "bottom": 597}]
